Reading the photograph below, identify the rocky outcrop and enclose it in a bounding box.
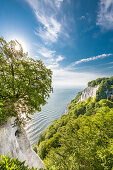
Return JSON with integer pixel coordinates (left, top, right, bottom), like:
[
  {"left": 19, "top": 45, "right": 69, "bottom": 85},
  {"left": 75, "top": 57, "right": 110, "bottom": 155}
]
[
  {"left": 78, "top": 85, "right": 99, "bottom": 102},
  {"left": 0, "top": 117, "right": 45, "bottom": 169}
]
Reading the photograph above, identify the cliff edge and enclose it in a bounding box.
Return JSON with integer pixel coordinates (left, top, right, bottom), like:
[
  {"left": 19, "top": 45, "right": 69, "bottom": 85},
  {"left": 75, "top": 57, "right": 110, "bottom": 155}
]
[
  {"left": 0, "top": 117, "right": 45, "bottom": 169},
  {"left": 78, "top": 85, "right": 99, "bottom": 102}
]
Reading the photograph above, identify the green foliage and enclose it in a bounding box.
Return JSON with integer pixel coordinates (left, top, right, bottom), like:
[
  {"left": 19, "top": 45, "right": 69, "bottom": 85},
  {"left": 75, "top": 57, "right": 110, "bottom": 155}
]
[
  {"left": 88, "top": 76, "right": 113, "bottom": 102},
  {"left": 37, "top": 97, "right": 113, "bottom": 170},
  {"left": 69, "top": 91, "right": 82, "bottom": 105},
  {"left": 96, "top": 78, "right": 113, "bottom": 101},
  {"left": 37, "top": 76, "right": 113, "bottom": 169},
  {"left": 0, "top": 37, "right": 52, "bottom": 124},
  {"left": 96, "top": 99, "right": 113, "bottom": 108},
  {"left": 88, "top": 77, "right": 109, "bottom": 87},
  {"left": 38, "top": 115, "right": 69, "bottom": 146},
  {"left": 38, "top": 133, "right": 61, "bottom": 160},
  {"left": 0, "top": 154, "right": 37, "bottom": 170},
  {"left": 0, "top": 102, "right": 7, "bottom": 124},
  {"left": 32, "top": 144, "right": 38, "bottom": 153}
]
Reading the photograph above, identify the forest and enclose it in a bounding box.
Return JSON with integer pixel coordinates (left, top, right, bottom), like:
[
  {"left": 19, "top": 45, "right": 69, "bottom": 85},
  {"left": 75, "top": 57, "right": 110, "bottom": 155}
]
[{"left": 36, "top": 77, "right": 113, "bottom": 170}]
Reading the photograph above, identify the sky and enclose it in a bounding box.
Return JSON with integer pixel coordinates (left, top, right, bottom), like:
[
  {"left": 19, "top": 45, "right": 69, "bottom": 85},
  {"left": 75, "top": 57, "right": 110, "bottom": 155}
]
[{"left": 0, "top": 0, "right": 113, "bottom": 88}]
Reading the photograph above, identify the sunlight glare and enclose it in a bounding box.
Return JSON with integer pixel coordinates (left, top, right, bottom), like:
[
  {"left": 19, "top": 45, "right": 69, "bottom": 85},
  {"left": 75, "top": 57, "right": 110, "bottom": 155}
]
[
  {"left": 10, "top": 36, "right": 28, "bottom": 53},
  {"left": 15, "top": 44, "right": 21, "bottom": 51}
]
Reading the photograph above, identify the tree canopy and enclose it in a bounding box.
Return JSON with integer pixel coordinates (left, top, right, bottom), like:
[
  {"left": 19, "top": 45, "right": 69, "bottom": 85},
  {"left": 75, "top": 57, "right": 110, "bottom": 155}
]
[
  {"left": 37, "top": 82, "right": 113, "bottom": 169},
  {"left": 37, "top": 98, "right": 113, "bottom": 170},
  {"left": 0, "top": 37, "right": 53, "bottom": 124}
]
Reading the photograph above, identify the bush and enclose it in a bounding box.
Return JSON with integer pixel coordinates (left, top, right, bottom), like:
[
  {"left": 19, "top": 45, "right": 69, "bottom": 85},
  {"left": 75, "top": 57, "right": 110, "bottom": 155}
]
[{"left": 0, "top": 154, "right": 37, "bottom": 170}]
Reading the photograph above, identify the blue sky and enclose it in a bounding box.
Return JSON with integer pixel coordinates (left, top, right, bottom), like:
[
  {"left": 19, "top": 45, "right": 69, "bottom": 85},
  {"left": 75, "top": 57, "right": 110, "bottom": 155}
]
[{"left": 0, "top": 0, "right": 113, "bottom": 87}]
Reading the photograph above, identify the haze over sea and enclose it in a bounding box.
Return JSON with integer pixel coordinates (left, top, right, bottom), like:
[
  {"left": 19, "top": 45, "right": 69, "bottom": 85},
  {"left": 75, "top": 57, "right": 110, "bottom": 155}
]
[{"left": 26, "top": 87, "right": 83, "bottom": 145}]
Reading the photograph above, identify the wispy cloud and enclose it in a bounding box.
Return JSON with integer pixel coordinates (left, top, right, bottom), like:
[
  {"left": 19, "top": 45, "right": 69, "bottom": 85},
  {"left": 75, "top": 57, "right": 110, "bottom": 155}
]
[
  {"left": 55, "top": 0, "right": 64, "bottom": 8},
  {"left": 108, "top": 66, "right": 113, "bottom": 69},
  {"left": 52, "top": 68, "right": 107, "bottom": 88},
  {"left": 72, "top": 54, "right": 112, "bottom": 66},
  {"left": 97, "top": 0, "right": 113, "bottom": 30},
  {"left": 25, "top": 0, "right": 63, "bottom": 43},
  {"left": 56, "top": 55, "right": 64, "bottom": 62},
  {"left": 48, "top": 53, "right": 110, "bottom": 87},
  {"left": 35, "top": 14, "right": 61, "bottom": 43},
  {"left": 46, "top": 55, "right": 64, "bottom": 69},
  {"left": 38, "top": 47, "right": 56, "bottom": 58},
  {"left": 33, "top": 43, "right": 64, "bottom": 69}
]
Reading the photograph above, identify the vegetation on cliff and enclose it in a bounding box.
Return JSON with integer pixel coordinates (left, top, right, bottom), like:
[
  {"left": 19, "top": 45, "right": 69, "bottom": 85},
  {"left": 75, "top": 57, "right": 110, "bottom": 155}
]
[
  {"left": 0, "top": 37, "right": 53, "bottom": 124},
  {"left": 88, "top": 77, "right": 113, "bottom": 101},
  {"left": 0, "top": 154, "right": 36, "bottom": 170},
  {"left": 37, "top": 77, "right": 113, "bottom": 170},
  {"left": 0, "top": 154, "right": 46, "bottom": 170}
]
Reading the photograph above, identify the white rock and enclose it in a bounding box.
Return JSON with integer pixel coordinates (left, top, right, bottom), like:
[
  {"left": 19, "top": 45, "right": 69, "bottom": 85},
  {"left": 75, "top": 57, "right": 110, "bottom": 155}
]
[
  {"left": 0, "top": 117, "right": 45, "bottom": 169},
  {"left": 78, "top": 85, "right": 99, "bottom": 102}
]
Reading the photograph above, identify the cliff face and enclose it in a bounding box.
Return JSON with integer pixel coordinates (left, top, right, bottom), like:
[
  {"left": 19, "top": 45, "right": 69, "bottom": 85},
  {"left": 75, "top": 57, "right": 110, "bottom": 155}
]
[
  {"left": 0, "top": 117, "right": 45, "bottom": 169},
  {"left": 78, "top": 85, "right": 99, "bottom": 102}
]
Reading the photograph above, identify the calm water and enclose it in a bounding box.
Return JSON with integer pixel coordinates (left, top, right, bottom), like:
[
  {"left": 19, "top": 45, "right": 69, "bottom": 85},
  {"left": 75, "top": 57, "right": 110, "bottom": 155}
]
[{"left": 26, "top": 88, "right": 82, "bottom": 145}]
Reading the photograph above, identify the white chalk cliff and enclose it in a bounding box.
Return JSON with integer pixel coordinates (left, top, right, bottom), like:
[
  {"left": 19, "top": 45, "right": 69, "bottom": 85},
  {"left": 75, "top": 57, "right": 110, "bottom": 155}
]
[
  {"left": 0, "top": 117, "right": 45, "bottom": 169},
  {"left": 78, "top": 85, "right": 99, "bottom": 102}
]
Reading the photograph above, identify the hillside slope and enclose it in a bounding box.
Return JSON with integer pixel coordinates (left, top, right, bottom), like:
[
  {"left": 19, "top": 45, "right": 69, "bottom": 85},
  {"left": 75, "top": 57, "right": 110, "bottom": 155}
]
[{"left": 36, "top": 76, "right": 113, "bottom": 170}]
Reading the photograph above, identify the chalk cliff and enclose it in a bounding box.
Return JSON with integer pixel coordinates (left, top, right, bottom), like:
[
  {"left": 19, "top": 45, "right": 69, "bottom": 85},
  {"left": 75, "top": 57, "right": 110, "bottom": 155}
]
[
  {"left": 0, "top": 117, "right": 45, "bottom": 169},
  {"left": 78, "top": 85, "right": 99, "bottom": 102}
]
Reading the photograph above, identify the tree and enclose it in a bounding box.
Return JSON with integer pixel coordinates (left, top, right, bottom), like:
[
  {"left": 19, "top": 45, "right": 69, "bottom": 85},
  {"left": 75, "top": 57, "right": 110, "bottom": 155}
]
[{"left": 0, "top": 37, "right": 53, "bottom": 123}]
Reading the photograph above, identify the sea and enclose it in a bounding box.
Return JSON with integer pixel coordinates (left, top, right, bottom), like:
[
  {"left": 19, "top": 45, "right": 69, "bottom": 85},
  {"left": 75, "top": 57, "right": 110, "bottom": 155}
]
[{"left": 26, "top": 87, "right": 83, "bottom": 145}]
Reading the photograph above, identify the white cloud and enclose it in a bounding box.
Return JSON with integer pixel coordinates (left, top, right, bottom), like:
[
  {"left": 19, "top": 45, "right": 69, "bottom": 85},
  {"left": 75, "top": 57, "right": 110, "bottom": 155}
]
[
  {"left": 43, "top": 0, "right": 63, "bottom": 9},
  {"left": 33, "top": 43, "right": 64, "bottom": 68},
  {"left": 56, "top": 55, "right": 64, "bottom": 62},
  {"left": 38, "top": 47, "right": 56, "bottom": 58},
  {"left": 47, "top": 53, "right": 109, "bottom": 88},
  {"left": 52, "top": 68, "right": 106, "bottom": 88},
  {"left": 97, "top": 0, "right": 113, "bottom": 30},
  {"left": 47, "top": 63, "right": 59, "bottom": 69},
  {"left": 55, "top": 0, "right": 63, "bottom": 8},
  {"left": 25, "top": 0, "right": 62, "bottom": 43},
  {"left": 72, "top": 53, "right": 112, "bottom": 66},
  {"left": 46, "top": 55, "right": 64, "bottom": 69},
  {"left": 43, "top": 53, "right": 111, "bottom": 88},
  {"left": 35, "top": 50, "right": 110, "bottom": 88},
  {"left": 35, "top": 14, "right": 61, "bottom": 43}
]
